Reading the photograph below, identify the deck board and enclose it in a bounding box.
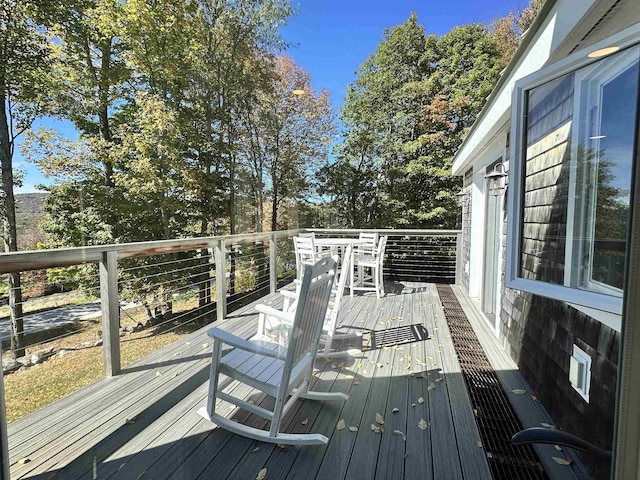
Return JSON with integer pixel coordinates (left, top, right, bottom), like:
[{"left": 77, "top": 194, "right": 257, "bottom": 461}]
[{"left": 6, "top": 282, "right": 562, "bottom": 480}]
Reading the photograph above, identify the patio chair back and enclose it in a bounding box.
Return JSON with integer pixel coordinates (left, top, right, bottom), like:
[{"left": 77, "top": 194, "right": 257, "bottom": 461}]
[
  {"left": 288, "top": 257, "right": 337, "bottom": 366},
  {"left": 294, "top": 236, "right": 318, "bottom": 278}
]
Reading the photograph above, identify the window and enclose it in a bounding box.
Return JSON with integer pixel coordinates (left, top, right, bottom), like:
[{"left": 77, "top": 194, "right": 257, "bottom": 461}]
[{"left": 507, "top": 36, "right": 640, "bottom": 328}]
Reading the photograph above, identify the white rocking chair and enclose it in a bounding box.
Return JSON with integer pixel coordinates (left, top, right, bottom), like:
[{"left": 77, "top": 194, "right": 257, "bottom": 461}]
[
  {"left": 258, "top": 244, "right": 359, "bottom": 358},
  {"left": 197, "top": 257, "right": 348, "bottom": 445}
]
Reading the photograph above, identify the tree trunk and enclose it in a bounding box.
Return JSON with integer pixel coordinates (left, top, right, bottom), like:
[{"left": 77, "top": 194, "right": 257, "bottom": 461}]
[
  {"left": 0, "top": 90, "right": 25, "bottom": 358},
  {"left": 271, "top": 187, "right": 278, "bottom": 232}
]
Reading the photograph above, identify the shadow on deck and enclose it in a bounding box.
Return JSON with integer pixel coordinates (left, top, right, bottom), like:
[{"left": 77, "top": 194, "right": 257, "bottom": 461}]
[{"left": 7, "top": 283, "right": 587, "bottom": 480}]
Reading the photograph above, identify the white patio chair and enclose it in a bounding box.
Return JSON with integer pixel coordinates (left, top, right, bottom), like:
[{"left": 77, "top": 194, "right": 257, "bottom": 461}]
[
  {"left": 293, "top": 236, "right": 318, "bottom": 279},
  {"left": 350, "top": 235, "right": 388, "bottom": 298},
  {"left": 260, "top": 245, "right": 359, "bottom": 358},
  {"left": 356, "top": 232, "right": 379, "bottom": 256},
  {"left": 198, "top": 257, "right": 347, "bottom": 446}
]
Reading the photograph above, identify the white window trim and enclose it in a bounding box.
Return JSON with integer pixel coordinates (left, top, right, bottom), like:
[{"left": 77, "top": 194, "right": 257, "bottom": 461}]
[{"left": 506, "top": 23, "right": 640, "bottom": 331}]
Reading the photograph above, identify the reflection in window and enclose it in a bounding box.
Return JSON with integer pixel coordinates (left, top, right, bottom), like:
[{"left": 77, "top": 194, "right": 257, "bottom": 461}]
[
  {"left": 582, "top": 62, "right": 637, "bottom": 290},
  {"left": 520, "top": 47, "right": 639, "bottom": 297}
]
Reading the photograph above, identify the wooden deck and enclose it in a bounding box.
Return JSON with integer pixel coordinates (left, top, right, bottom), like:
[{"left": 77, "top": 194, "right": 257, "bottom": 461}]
[{"left": 8, "top": 283, "right": 495, "bottom": 480}]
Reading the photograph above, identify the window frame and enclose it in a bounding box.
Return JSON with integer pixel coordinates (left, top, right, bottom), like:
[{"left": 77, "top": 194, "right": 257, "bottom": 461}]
[{"left": 506, "top": 24, "right": 640, "bottom": 331}]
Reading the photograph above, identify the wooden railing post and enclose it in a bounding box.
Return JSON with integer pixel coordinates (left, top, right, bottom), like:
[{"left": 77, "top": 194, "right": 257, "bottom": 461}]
[
  {"left": 455, "top": 233, "right": 463, "bottom": 286},
  {"left": 215, "top": 239, "right": 227, "bottom": 323},
  {"left": 99, "top": 250, "right": 120, "bottom": 377},
  {"left": 269, "top": 233, "right": 278, "bottom": 294}
]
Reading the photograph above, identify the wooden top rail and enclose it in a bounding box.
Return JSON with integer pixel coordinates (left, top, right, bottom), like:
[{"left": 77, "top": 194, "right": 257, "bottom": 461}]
[
  {"left": 308, "top": 228, "right": 462, "bottom": 236},
  {"left": 0, "top": 229, "right": 303, "bottom": 275},
  {"left": 0, "top": 228, "right": 462, "bottom": 275}
]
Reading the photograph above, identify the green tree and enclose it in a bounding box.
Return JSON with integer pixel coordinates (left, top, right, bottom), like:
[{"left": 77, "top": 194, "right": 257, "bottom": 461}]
[
  {"left": 240, "top": 55, "right": 335, "bottom": 231},
  {"left": 1, "top": 0, "right": 51, "bottom": 357},
  {"left": 326, "top": 13, "right": 510, "bottom": 229}
]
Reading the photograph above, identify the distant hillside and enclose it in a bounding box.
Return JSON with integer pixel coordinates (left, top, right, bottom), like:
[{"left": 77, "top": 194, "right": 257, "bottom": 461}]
[{"left": 13, "top": 193, "right": 48, "bottom": 250}]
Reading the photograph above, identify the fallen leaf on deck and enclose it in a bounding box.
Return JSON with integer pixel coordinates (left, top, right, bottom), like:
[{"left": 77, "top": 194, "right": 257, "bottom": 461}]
[
  {"left": 376, "top": 413, "right": 385, "bottom": 425},
  {"left": 357, "top": 362, "right": 362, "bottom": 369},
  {"left": 353, "top": 381, "right": 360, "bottom": 385},
  {"left": 349, "top": 426, "right": 359, "bottom": 432},
  {"left": 118, "top": 463, "right": 126, "bottom": 471},
  {"left": 125, "top": 416, "right": 138, "bottom": 424},
  {"left": 476, "top": 440, "right": 482, "bottom": 448},
  {"left": 418, "top": 397, "right": 424, "bottom": 404},
  {"left": 277, "top": 444, "right": 289, "bottom": 451},
  {"left": 541, "top": 423, "right": 556, "bottom": 429},
  {"left": 256, "top": 468, "right": 267, "bottom": 480},
  {"left": 17, "top": 458, "right": 30, "bottom": 465},
  {"left": 185, "top": 341, "right": 191, "bottom": 345},
  {"left": 302, "top": 418, "right": 309, "bottom": 425},
  {"left": 136, "top": 472, "right": 145, "bottom": 480},
  {"left": 405, "top": 364, "right": 412, "bottom": 370},
  {"left": 202, "top": 343, "right": 209, "bottom": 348},
  {"left": 418, "top": 419, "right": 428, "bottom": 430},
  {"left": 555, "top": 445, "right": 563, "bottom": 451},
  {"left": 393, "top": 430, "right": 407, "bottom": 441},
  {"left": 336, "top": 419, "right": 346, "bottom": 430},
  {"left": 370, "top": 424, "right": 381, "bottom": 433},
  {"left": 427, "top": 383, "right": 435, "bottom": 391},
  {"left": 155, "top": 371, "right": 162, "bottom": 377},
  {"left": 435, "top": 377, "right": 444, "bottom": 383},
  {"left": 392, "top": 407, "right": 399, "bottom": 413},
  {"left": 253, "top": 447, "right": 260, "bottom": 452},
  {"left": 552, "top": 457, "right": 572, "bottom": 466},
  {"left": 412, "top": 403, "right": 416, "bottom": 408},
  {"left": 511, "top": 389, "right": 526, "bottom": 395}
]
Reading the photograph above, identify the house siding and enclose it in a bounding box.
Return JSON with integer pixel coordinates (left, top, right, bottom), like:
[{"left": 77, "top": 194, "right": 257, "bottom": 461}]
[{"left": 498, "top": 279, "right": 618, "bottom": 480}]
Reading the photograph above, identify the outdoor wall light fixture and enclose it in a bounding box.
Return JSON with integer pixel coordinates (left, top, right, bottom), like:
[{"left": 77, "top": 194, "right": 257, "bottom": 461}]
[
  {"left": 485, "top": 162, "right": 508, "bottom": 196},
  {"left": 587, "top": 46, "right": 620, "bottom": 58},
  {"left": 455, "top": 188, "right": 470, "bottom": 207}
]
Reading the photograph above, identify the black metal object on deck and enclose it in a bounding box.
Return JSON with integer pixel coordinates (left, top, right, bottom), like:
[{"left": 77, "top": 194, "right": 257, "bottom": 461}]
[{"left": 436, "top": 284, "right": 549, "bottom": 480}]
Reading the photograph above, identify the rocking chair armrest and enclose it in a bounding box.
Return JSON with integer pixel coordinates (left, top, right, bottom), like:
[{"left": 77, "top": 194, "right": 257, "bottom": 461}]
[
  {"left": 511, "top": 427, "right": 612, "bottom": 459},
  {"left": 279, "top": 290, "right": 298, "bottom": 301},
  {"left": 207, "top": 328, "right": 287, "bottom": 359},
  {"left": 255, "top": 304, "right": 295, "bottom": 324}
]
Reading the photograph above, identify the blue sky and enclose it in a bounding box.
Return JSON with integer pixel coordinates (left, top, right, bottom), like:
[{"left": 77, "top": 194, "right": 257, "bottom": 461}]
[{"left": 15, "top": 0, "right": 523, "bottom": 194}]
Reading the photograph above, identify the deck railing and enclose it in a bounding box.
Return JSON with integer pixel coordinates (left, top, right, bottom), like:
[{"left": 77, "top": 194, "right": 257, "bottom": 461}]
[
  {"left": 0, "top": 230, "right": 302, "bottom": 378},
  {"left": 309, "top": 229, "right": 462, "bottom": 284},
  {"left": 0, "top": 228, "right": 461, "bottom": 379}
]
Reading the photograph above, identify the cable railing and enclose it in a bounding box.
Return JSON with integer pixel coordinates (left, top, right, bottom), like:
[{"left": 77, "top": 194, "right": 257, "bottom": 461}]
[
  {"left": 0, "top": 228, "right": 460, "bottom": 382},
  {"left": 0, "top": 230, "right": 302, "bottom": 379},
  {"left": 309, "top": 229, "right": 462, "bottom": 284}
]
